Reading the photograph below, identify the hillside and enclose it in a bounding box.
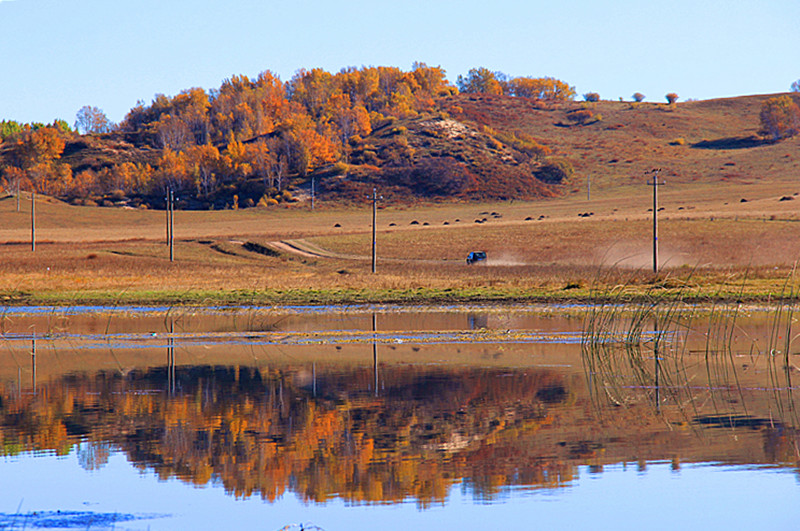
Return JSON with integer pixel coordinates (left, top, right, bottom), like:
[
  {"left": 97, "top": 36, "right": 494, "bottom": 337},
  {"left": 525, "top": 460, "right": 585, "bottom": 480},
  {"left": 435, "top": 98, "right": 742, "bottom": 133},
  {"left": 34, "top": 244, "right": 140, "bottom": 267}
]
[
  {"left": 440, "top": 93, "right": 800, "bottom": 192},
  {"left": 2, "top": 87, "right": 798, "bottom": 209}
]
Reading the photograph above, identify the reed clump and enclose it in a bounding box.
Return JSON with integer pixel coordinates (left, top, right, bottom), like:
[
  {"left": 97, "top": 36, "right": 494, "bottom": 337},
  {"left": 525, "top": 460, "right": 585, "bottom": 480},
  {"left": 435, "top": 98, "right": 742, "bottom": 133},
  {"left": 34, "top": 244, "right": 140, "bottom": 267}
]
[{"left": 581, "top": 271, "right": 799, "bottom": 429}]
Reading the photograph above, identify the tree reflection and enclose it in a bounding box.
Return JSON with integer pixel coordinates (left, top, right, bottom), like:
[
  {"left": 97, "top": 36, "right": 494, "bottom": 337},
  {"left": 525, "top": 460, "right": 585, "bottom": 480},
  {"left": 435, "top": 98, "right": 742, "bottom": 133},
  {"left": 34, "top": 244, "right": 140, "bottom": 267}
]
[{"left": 0, "top": 362, "right": 797, "bottom": 505}]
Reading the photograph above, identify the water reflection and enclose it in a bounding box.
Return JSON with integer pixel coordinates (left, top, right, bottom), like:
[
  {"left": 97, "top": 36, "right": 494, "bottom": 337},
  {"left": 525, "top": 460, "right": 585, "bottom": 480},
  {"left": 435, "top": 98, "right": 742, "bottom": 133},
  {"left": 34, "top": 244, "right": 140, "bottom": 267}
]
[
  {"left": 1, "top": 357, "right": 798, "bottom": 507},
  {"left": 0, "top": 305, "right": 798, "bottom": 512},
  {"left": 0, "top": 362, "right": 576, "bottom": 505}
]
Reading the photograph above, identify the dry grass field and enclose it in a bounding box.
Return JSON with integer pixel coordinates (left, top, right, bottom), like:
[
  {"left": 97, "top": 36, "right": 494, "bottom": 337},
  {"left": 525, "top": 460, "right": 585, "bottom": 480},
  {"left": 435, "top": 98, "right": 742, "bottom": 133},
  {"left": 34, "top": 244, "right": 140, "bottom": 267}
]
[{"left": 2, "top": 165, "right": 800, "bottom": 305}]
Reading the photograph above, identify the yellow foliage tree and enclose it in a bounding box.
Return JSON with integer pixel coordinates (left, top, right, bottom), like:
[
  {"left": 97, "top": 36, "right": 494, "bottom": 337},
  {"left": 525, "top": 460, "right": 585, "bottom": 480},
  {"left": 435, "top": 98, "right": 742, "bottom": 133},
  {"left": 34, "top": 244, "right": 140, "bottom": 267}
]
[{"left": 760, "top": 95, "right": 800, "bottom": 141}]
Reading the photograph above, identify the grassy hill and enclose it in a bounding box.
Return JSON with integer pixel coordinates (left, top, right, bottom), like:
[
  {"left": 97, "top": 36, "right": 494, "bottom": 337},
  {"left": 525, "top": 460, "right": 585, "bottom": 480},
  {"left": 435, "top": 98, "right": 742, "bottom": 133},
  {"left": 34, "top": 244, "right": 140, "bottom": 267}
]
[
  {"left": 4, "top": 92, "right": 797, "bottom": 208},
  {"left": 436, "top": 92, "right": 799, "bottom": 193}
]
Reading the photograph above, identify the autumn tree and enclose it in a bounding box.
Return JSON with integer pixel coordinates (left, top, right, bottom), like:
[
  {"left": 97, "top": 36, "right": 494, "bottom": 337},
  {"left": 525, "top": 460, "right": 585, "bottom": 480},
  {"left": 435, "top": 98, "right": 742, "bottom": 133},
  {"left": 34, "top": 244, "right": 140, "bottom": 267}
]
[
  {"left": 154, "top": 148, "right": 190, "bottom": 193},
  {"left": 506, "top": 77, "right": 575, "bottom": 101},
  {"left": 171, "top": 88, "right": 211, "bottom": 144},
  {"left": 759, "top": 95, "right": 800, "bottom": 141},
  {"left": 275, "top": 110, "right": 338, "bottom": 178},
  {"left": 27, "top": 159, "right": 73, "bottom": 196},
  {"left": 583, "top": 92, "right": 600, "bottom": 102},
  {"left": 457, "top": 68, "right": 504, "bottom": 95},
  {"left": 324, "top": 93, "right": 371, "bottom": 152},
  {"left": 52, "top": 119, "right": 72, "bottom": 134},
  {"left": 155, "top": 114, "right": 191, "bottom": 150},
  {"left": 411, "top": 62, "right": 452, "bottom": 99},
  {"left": 11, "top": 126, "right": 67, "bottom": 169},
  {"left": 75, "top": 106, "right": 112, "bottom": 134},
  {"left": 665, "top": 93, "right": 679, "bottom": 104},
  {"left": 264, "top": 136, "right": 289, "bottom": 190},
  {"left": 1, "top": 166, "right": 27, "bottom": 194},
  {"left": 222, "top": 134, "right": 251, "bottom": 181},
  {"left": 69, "top": 169, "right": 99, "bottom": 197},
  {"left": 0, "top": 124, "right": 74, "bottom": 196},
  {"left": 0, "top": 120, "right": 24, "bottom": 141},
  {"left": 210, "top": 73, "right": 286, "bottom": 142},
  {"left": 287, "top": 68, "right": 335, "bottom": 119},
  {"left": 632, "top": 92, "right": 645, "bottom": 102},
  {"left": 792, "top": 80, "right": 800, "bottom": 93},
  {"left": 245, "top": 139, "right": 272, "bottom": 188}
]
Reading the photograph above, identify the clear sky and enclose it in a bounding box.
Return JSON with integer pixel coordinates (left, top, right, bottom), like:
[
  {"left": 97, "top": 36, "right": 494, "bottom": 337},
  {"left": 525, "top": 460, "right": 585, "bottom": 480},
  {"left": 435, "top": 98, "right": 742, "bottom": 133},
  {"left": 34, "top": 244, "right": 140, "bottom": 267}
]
[{"left": 1, "top": 0, "right": 798, "bottom": 125}]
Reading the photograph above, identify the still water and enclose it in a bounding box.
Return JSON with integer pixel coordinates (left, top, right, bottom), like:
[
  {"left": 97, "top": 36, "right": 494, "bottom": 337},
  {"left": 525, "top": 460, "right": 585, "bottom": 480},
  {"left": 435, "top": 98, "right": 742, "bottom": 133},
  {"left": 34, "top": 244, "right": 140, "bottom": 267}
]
[{"left": 0, "top": 305, "right": 797, "bottom": 530}]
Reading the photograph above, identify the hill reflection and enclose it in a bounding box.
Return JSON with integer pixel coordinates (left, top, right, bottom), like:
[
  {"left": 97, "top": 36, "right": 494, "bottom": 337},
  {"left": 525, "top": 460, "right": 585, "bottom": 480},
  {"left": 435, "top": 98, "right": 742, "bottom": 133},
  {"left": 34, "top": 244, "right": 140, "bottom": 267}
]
[{"left": 1, "top": 362, "right": 797, "bottom": 505}]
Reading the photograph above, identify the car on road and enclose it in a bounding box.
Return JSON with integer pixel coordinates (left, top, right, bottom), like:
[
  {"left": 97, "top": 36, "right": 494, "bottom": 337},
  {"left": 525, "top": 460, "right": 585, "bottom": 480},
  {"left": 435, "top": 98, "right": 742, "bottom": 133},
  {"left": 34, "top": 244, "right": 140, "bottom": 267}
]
[{"left": 466, "top": 251, "right": 487, "bottom": 265}]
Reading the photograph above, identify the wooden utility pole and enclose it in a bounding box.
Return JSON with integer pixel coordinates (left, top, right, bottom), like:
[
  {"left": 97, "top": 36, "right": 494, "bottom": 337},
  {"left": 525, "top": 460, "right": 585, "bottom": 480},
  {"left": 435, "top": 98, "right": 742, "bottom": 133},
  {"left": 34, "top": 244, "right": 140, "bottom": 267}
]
[
  {"left": 31, "top": 336, "right": 37, "bottom": 392},
  {"left": 168, "top": 318, "right": 175, "bottom": 394},
  {"left": 587, "top": 174, "right": 591, "bottom": 201},
  {"left": 311, "top": 175, "right": 315, "bottom": 211},
  {"left": 371, "top": 188, "right": 377, "bottom": 274},
  {"left": 169, "top": 189, "right": 175, "bottom": 262},
  {"left": 16, "top": 179, "right": 20, "bottom": 212},
  {"left": 647, "top": 169, "right": 665, "bottom": 273},
  {"left": 373, "top": 312, "right": 378, "bottom": 397},
  {"left": 165, "top": 189, "right": 170, "bottom": 246},
  {"left": 30, "top": 192, "right": 35, "bottom": 252}
]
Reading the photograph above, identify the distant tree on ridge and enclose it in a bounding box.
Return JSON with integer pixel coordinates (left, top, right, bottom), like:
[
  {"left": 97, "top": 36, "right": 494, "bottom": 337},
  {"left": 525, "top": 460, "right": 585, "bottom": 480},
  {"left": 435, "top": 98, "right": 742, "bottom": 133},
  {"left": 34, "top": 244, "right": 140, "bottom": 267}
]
[
  {"left": 760, "top": 95, "right": 800, "bottom": 141},
  {"left": 75, "top": 106, "right": 112, "bottom": 134}
]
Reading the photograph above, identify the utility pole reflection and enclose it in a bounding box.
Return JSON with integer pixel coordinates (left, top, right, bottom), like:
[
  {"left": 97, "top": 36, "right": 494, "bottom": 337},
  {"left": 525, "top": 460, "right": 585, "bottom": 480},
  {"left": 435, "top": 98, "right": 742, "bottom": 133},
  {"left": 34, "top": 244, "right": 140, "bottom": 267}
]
[
  {"left": 167, "top": 319, "right": 175, "bottom": 395},
  {"left": 654, "top": 312, "right": 661, "bottom": 412},
  {"left": 31, "top": 336, "right": 36, "bottom": 394},
  {"left": 373, "top": 313, "right": 379, "bottom": 397}
]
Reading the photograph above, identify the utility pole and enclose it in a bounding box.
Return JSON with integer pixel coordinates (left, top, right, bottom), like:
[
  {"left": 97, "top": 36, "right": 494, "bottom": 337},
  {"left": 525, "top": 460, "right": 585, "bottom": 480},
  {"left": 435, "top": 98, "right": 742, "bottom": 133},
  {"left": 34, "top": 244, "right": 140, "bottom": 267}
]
[
  {"left": 372, "top": 312, "right": 378, "bottom": 397},
  {"left": 16, "top": 179, "right": 20, "bottom": 212},
  {"left": 30, "top": 192, "right": 35, "bottom": 252},
  {"left": 311, "top": 175, "right": 315, "bottom": 211},
  {"left": 647, "top": 169, "right": 665, "bottom": 273},
  {"left": 371, "top": 188, "right": 377, "bottom": 274},
  {"left": 168, "top": 318, "right": 175, "bottom": 395},
  {"left": 165, "top": 189, "right": 170, "bottom": 246},
  {"left": 587, "top": 174, "right": 591, "bottom": 201},
  {"left": 169, "top": 189, "right": 175, "bottom": 262}
]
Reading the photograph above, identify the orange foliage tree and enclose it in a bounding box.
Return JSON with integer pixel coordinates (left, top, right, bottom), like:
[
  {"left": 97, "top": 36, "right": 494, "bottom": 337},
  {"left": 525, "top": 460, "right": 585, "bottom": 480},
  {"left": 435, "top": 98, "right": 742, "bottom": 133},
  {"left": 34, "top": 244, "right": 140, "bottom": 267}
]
[
  {"left": 507, "top": 77, "right": 575, "bottom": 101},
  {"left": 760, "top": 95, "right": 800, "bottom": 141},
  {"left": 5, "top": 125, "right": 73, "bottom": 195}
]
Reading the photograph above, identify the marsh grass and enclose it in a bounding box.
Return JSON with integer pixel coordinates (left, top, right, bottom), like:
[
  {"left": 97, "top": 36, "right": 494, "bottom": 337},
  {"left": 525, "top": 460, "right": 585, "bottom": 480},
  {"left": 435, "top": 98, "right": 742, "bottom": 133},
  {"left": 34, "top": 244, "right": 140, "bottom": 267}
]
[{"left": 581, "top": 269, "right": 800, "bottom": 430}]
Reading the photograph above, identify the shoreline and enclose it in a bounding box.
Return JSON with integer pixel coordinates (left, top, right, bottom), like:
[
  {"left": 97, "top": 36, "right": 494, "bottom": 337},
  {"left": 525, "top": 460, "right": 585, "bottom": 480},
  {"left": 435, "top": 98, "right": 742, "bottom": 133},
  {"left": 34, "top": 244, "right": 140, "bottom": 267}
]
[{"left": 1, "top": 285, "right": 797, "bottom": 308}]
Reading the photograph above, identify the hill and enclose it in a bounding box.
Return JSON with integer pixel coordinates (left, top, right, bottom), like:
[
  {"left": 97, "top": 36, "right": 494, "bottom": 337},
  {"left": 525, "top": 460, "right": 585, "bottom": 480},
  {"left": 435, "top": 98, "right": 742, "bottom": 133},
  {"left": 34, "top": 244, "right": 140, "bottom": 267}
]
[
  {"left": 441, "top": 93, "right": 799, "bottom": 190},
  {"left": 1, "top": 81, "right": 798, "bottom": 209},
  {"left": 320, "top": 92, "right": 800, "bottom": 202}
]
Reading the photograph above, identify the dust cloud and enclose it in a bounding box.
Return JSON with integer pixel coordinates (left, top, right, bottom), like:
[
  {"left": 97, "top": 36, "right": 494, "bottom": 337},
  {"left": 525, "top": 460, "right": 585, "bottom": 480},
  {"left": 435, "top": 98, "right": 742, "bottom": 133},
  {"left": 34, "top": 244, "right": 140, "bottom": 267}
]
[
  {"left": 486, "top": 253, "right": 527, "bottom": 266},
  {"left": 596, "top": 243, "right": 697, "bottom": 269}
]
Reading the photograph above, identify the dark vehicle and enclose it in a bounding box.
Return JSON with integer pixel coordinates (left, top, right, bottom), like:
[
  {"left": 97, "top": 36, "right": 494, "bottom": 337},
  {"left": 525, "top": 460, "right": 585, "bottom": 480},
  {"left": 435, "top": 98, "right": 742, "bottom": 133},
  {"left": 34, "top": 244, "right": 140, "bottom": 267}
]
[{"left": 466, "top": 251, "right": 487, "bottom": 265}]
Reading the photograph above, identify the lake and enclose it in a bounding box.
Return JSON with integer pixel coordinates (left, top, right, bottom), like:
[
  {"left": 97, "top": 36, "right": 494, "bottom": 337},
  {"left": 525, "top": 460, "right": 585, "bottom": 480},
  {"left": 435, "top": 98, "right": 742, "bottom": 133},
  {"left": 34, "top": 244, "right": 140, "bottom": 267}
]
[{"left": 0, "top": 304, "right": 797, "bottom": 530}]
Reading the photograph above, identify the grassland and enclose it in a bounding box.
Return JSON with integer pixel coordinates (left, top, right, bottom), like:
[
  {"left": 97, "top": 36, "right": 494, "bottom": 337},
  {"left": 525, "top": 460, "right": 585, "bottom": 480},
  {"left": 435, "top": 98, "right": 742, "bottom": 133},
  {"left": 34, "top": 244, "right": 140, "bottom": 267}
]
[{"left": 2, "top": 164, "right": 800, "bottom": 306}]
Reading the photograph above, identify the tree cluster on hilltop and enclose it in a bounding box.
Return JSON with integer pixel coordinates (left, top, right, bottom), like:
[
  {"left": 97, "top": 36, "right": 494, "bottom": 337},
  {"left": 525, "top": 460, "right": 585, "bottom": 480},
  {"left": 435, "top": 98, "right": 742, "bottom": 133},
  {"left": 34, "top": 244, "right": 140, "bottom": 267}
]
[
  {"left": 0, "top": 64, "right": 580, "bottom": 209},
  {"left": 0, "top": 63, "right": 575, "bottom": 208}
]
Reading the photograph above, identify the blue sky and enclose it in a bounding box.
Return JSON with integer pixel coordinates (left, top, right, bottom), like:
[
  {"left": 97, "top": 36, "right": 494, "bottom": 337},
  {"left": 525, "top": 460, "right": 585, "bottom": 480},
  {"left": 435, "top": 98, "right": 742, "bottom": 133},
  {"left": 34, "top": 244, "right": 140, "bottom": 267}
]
[{"left": 1, "top": 0, "right": 798, "bottom": 125}]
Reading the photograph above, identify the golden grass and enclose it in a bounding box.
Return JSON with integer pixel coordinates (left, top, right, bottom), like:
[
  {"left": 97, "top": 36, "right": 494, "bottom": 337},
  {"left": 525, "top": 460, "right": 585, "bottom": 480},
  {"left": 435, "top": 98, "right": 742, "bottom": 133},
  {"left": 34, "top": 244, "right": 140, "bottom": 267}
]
[{"left": 2, "top": 181, "right": 800, "bottom": 305}]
